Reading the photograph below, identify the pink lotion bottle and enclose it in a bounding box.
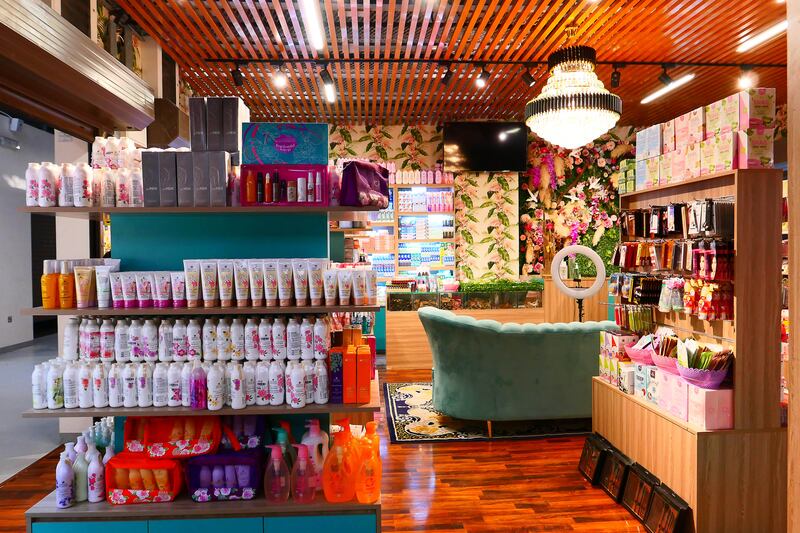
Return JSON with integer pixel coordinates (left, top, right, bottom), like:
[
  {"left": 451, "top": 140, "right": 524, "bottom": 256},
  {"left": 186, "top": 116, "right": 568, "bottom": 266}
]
[
  {"left": 291, "top": 443, "right": 316, "bottom": 503},
  {"left": 264, "top": 444, "right": 290, "bottom": 503},
  {"left": 189, "top": 360, "right": 207, "bottom": 410}
]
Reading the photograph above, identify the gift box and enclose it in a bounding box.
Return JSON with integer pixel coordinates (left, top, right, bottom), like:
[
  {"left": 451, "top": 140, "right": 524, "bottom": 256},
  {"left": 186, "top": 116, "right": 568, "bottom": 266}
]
[
  {"left": 220, "top": 415, "right": 266, "bottom": 450},
  {"left": 687, "top": 107, "right": 705, "bottom": 144},
  {"left": 661, "top": 120, "right": 675, "bottom": 154},
  {"left": 684, "top": 143, "right": 701, "bottom": 179},
  {"left": 720, "top": 89, "right": 777, "bottom": 135},
  {"left": 634, "top": 364, "right": 648, "bottom": 399},
  {"left": 669, "top": 377, "right": 689, "bottom": 421},
  {"left": 715, "top": 132, "right": 738, "bottom": 172},
  {"left": 106, "top": 452, "right": 182, "bottom": 505},
  {"left": 659, "top": 152, "right": 673, "bottom": 184},
  {"left": 704, "top": 99, "right": 722, "bottom": 139},
  {"left": 700, "top": 139, "right": 716, "bottom": 175},
  {"left": 738, "top": 128, "right": 775, "bottom": 169},
  {"left": 671, "top": 145, "right": 687, "bottom": 182},
  {"left": 645, "top": 157, "right": 660, "bottom": 187},
  {"left": 636, "top": 125, "right": 661, "bottom": 161},
  {"left": 186, "top": 449, "right": 263, "bottom": 502},
  {"left": 656, "top": 370, "right": 673, "bottom": 412},
  {"left": 674, "top": 112, "right": 691, "bottom": 149},
  {"left": 688, "top": 385, "right": 733, "bottom": 430},
  {"left": 125, "top": 416, "right": 222, "bottom": 459},
  {"left": 618, "top": 362, "right": 635, "bottom": 395},
  {"left": 609, "top": 357, "right": 620, "bottom": 387},
  {"left": 646, "top": 366, "right": 658, "bottom": 404},
  {"left": 241, "top": 122, "right": 329, "bottom": 165}
]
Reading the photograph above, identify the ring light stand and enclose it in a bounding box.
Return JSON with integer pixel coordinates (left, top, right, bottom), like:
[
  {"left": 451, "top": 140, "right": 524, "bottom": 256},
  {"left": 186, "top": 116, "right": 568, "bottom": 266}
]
[{"left": 550, "top": 245, "right": 606, "bottom": 322}]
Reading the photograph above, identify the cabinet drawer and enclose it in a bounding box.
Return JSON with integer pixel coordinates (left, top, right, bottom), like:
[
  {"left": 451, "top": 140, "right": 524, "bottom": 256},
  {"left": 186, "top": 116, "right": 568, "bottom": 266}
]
[
  {"left": 265, "top": 514, "right": 376, "bottom": 533},
  {"left": 149, "top": 517, "right": 263, "bottom": 533},
  {"left": 33, "top": 521, "right": 147, "bottom": 533}
]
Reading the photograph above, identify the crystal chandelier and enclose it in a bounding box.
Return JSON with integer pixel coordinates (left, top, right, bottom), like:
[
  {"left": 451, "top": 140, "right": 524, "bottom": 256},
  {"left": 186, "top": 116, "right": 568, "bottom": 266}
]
[{"left": 525, "top": 46, "right": 622, "bottom": 150}]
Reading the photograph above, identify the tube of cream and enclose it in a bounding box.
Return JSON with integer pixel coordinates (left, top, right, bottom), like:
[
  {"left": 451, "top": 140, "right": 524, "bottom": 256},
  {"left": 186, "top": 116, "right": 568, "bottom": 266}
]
[
  {"left": 307, "top": 259, "right": 326, "bottom": 307},
  {"left": 337, "top": 270, "right": 353, "bottom": 306},
  {"left": 248, "top": 259, "right": 264, "bottom": 307},
  {"left": 121, "top": 271, "right": 138, "bottom": 308},
  {"left": 183, "top": 260, "right": 201, "bottom": 308},
  {"left": 233, "top": 259, "right": 250, "bottom": 307},
  {"left": 263, "top": 260, "right": 278, "bottom": 307},
  {"left": 217, "top": 260, "right": 234, "bottom": 308},
  {"left": 153, "top": 272, "right": 172, "bottom": 308},
  {"left": 109, "top": 272, "right": 124, "bottom": 308},
  {"left": 276, "top": 259, "right": 294, "bottom": 307},
  {"left": 135, "top": 272, "right": 155, "bottom": 308},
  {"left": 291, "top": 259, "right": 309, "bottom": 307},
  {"left": 94, "top": 266, "right": 113, "bottom": 309},
  {"left": 365, "top": 270, "right": 378, "bottom": 305},
  {"left": 170, "top": 271, "right": 186, "bottom": 307},
  {"left": 74, "top": 266, "right": 95, "bottom": 309},
  {"left": 323, "top": 269, "right": 339, "bottom": 306},
  {"left": 103, "top": 258, "right": 121, "bottom": 271},
  {"left": 351, "top": 269, "right": 367, "bottom": 306},
  {"left": 200, "top": 260, "right": 219, "bottom": 307}
]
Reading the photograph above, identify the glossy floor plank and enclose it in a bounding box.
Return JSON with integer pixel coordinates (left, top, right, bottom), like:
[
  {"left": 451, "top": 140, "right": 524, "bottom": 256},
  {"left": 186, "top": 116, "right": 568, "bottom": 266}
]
[{"left": 0, "top": 369, "right": 643, "bottom": 532}]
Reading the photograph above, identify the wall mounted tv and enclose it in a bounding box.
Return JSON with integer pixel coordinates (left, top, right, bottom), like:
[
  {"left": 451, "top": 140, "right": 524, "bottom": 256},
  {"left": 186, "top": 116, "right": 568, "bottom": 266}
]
[{"left": 443, "top": 122, "right": 527, "bottom": 172}]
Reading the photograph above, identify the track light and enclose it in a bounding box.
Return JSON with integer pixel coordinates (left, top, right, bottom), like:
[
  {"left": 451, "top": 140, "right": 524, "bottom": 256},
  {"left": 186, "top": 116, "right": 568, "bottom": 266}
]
[
  {"left": 319, "top": 65, "right": 336, "bottom": 103},
  {"left": 521, "top": 70, "right": 536, "bottom": 87},
  {"left": 231, "top": 67, "right": 244, "bottom": 87},
  {"left": 641, "top": 73, "right": 695, "bottom": 104},
  {"left": 440, "top": 62, "right": 453, "bottom": 85},
  {"left": 271, "top": 62, "right": 287, "bottom": 89},
  {"left": 475, "top": 66, "right": 489, "bottom": 88},
  {"left": 658, "top": 65, "right": 673, "bottom": 86},
  {"left": 738, "top": 66, "right": 757, "bottom": 90},
  {"left": 736, "top": 20, "right": 787, "bottom": 53},
  {"left": 610, "top": 63, "right": 622, "bottom": 88}
]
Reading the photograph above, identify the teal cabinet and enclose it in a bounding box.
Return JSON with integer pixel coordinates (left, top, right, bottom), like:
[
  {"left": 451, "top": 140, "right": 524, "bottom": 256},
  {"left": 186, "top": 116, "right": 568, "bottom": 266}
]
[
  {"left": 265, "top": 514, "right": 376, "bottom": 533},
  {"left": 149, "top": 517, "right": 263, "bottom": 533},
  {"left": 33, "top": 521, "right": 147, "bottom": 533}
]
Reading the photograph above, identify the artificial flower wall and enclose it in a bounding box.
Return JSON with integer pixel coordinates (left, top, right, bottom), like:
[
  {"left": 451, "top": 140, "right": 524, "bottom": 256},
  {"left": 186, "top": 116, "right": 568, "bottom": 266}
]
[
  {"left": 328, "top": 124, "right": 443, "bottom": 169},
  {"left": 454, "top": 173, "right": 520, "bottom": 281}
]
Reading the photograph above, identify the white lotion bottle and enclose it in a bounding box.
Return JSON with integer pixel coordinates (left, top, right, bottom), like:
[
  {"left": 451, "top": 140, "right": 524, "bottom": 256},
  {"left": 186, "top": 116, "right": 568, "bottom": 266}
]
[
  {"left": 46, "top": 361, "right": 64, "bottom": 409},
  {"left": 55, "top": 452, "right": 74, "bottom": 508},
  {"left": 86, "top": 319, "right": 100, "bottom": 361},
  {"left": 313, "top": 359, "right": 329, "bottom": 404},
  {"left": 313, "top": 318, "right": 328, "bottom": 360},
  {"left": 243, "top": 360, "right": 256, "bottom": 406},
  {"left": 32, "top": 364, "right": 46, "bottom": 409},
  {"left": 268, "top": 359, "right": 285, "bottom": 406},
  {"left": 255, "top": 361, "right": 270, "bottom": 405},
  {"left": 25, "top": 162, "right": 40, "bottom": 207},
  {"left": 230, "top": 363, "right": 245, "bottom": 409},
  {"left": 287, "top": 360, "right": 306, "bottom": 409},
  {"left": 63, "top": 318, "right": 80, "bottom": 361},
  {"left": 300, "top": 317, "right": 314, "bottom": 360},
  {"left": 172, "top": 319, "right": 188, "bottom": 362},
  {"left": 167, "top": 362, "right": 182, "bottom": 407},
  {"left": 108, "top": 363, "right": 123, "bottom": 408},
  {"left": 99, "top": 319, "right": 115, "bottom": 363},
  {"left": 244, "top": 318, "right": 259, "bottom": 361},
  {"left": 286, "top": 317, "right": 301, "bottom": 360},
  {"left": 152, "top": 362, "right": 168, "bottom": 407},
  {"left": 272, "top": 318, "right": 287, "bottom": 360},
  {"left": 206, "top": 362, "right": 224, "bottom": 411},
  {"left": 202, "top": 318, "right": 218, "bottom": 362},
  {"left": 92, "top": 363, "right": 108, "bottom": 408},
  {"left": 180, "top": 361, "right": 192, "bottom": 407},
  {"left": 187, "top": 319, "right": 202, "bottom": 361},
  {"left": 87, "top": 451, "right": 105, "bottom": 503},
  {"left": 142, "top": 319, "right": 159, "bottom": 362},
  {"left": 127, "top": 319, "right": 142, "bottom": 363},
  {"left": 63, "top": 363, "right": 79, "bottom": 409},
  {"left": 258, "top": 318, "right": 272, "bottom": 360},
  {"left": 302, "top": 359, "right": 315, "bottom": 405},
  {"left": 216, "top": 319, "right": 232, "bottom": 362},
  {"left": 114, "top": 319, "right": 130, "bottom": 363},
  {"left": 158, "top": 319, "right": 173, "bottom": 362},
  {"left": 231, "top": 318, "right": 245, "bottom": 361},
  {"left": 122, "top": 363, "right": 137, "bottom": 408},
  {"left": 78, "top": 363, "right": 93, "bottom": 408},
  {"left": 136, "top": 362, "right": 153, "bottom": 408}
]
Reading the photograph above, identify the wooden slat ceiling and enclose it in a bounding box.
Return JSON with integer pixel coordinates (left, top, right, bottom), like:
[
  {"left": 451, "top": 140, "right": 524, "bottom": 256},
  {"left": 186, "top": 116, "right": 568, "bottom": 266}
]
[{"left": 117, "top": 0, "right": 787, "bottom": 127}]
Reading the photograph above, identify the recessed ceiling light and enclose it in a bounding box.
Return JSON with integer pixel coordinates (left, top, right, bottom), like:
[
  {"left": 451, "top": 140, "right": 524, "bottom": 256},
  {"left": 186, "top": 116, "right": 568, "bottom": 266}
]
[
  {"left": 738, "top": 69, "right": 758, "bottom": 90},
  {"left": 736, "top": 20, "right": 788, "bottom": 53},
  {"left": 475, "top": 67, "right": 489, "bottom": 88},
  {"left": 641, "top": 73, "right": 695, "bottom": 104}
]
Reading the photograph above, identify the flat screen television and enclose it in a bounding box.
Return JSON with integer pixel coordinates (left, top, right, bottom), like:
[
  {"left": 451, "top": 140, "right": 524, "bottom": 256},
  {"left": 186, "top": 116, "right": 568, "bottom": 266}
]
[{"left": 443, "top": 122, "right": 527, "bottom": 172}]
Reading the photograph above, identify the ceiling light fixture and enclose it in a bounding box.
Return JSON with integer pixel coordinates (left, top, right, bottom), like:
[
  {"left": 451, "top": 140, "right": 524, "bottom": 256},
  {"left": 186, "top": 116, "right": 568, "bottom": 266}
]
[
  {"left": 230, "top": 66, "right": 244, "bottom": 87},
  {"left": 640, "top": 73, "right": 695, "bottom": 104},
  {"left": 736, "top": 20, "right": 788, "bottom": 53},
  {"left": 521, "top": 67, "right": 536, "bottom": 87},
  {"left": 299, "top": 0, "right": 326, "bottom": 51},
  {"left": 610, "top": 63, "right": 623, "bottom": 88},
  {"left": 658, "top": 64, "right": 674, "bottom": 86},
  {"left": 738, "top": 66, "right": 758, "bottom": 90},
  {"left": 475, "top": 66, "right": 490, "bottom": 88},
  {"left": 319, "top": 64, "right": 336, "bottom": 103},
  {"left": 271, "top": 62, "right": 287, "bottom": 89},
  {"left": 440, "top": 62, "right": 453, "bottom": 85},
  {"left": 524, "top": 45, "right": 622, "bottom": 150}
]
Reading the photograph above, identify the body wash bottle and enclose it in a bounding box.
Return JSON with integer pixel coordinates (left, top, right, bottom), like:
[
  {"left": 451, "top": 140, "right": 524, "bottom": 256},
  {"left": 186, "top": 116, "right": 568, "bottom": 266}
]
[
  {"left": 72, "top": 450, "right": 89, "bottom": 502},
  {"left": 291, "top": 444, "right": 316, "bottom": 503},
  {"left": 87, "top": 451, "right": 105, "bottom": 503},
  {"left": 122, "top": 363, "right": 137, "bottom": 408},
  {"left": 158, "top": 319, "right": 173, "bottom": 362},
  {"left": 255, "top": 361, "right": 270, "bottom": 405},
  {"left": 231, "top": 318, "right": 245, "bottom": 361},
  {"left": 55, "top": 452, "right": 74, "bottom": 508},
  {"left": 264, "top": 445, "right": 290, "bottom": 503},
  {"left": 202, "top": 318, "right": 218, "bottom": 361},
  {"left": 167, "top": 362, "right": 182, "bottom": 407},
  {"left": 136, "top": 362, "right": 153, "bottom": 408},
  {"left": 114, "top": 319, "right": 130, "bottom": 363},
  {"left": 244, "top": 318, "right": 259, "bottom": 361},
  {"left": 268, "top": 359, "right": 285, "bottom": 406}
]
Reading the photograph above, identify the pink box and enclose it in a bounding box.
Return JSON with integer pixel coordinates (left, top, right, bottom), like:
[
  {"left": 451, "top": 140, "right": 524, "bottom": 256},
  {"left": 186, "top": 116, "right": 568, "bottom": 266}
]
[
  {"left": 674, "top": 112, "right": 691, "bottom": 148},
  {"left": 659, "top": 152, "right": 673, "bottom": 184},
  {"left": 661, "top": 120, "right": 675, "bottom": 153},
  {"left": 739, "top": 88, "right": 776, "bottom": 128},
  {"left": 671, "top": 145, "right": 687, "bottom": 182},
  {"left": 715, "top": 132, "right": 738, "bottom": 172},
  {"left": 669, "top": 378, "right": 689, "bottom": 421},
  {"left": 657, "top": 370, "right": 673, "bottom": 412},
  {"left": 738, "top": 128, "right": 775, "bottom": 169},
  {"left": 685, "top": 143, "right": 701, "bottom": 179},
  {"left": 688, "top": 385, "right": 733, "bottom": 430},
  {"left": 645, "top": 157, "right": 660, "bottom": 187},
  {"left": 704, "top": 100, "right": 722, "bottom": 139},
  {"left": 700, "top": 139, "right": 716, "bottom": 175},
  {"left": 687, "top": 107, "right": 705, "bottom": 144}
]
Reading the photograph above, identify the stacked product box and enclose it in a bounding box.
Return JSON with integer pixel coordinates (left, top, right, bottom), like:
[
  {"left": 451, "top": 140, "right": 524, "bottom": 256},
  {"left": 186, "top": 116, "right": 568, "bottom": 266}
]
[
  {"left": 615, "top": 159, "right": 636, "bottom": 194},
  {"left": 599, "top": 331, "right": 638, "bottom": 391},
  {"left": 635, "top": 125, "right": 661, "bottom": 189}
]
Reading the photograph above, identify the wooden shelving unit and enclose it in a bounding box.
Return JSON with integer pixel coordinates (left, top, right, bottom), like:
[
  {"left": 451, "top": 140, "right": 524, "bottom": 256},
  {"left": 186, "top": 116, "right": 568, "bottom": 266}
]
[
  {"left": 24, "top": 380, "right": 380, "bottom": 418},
  {"left": 19, "top": 205, "right": 380, "bottom": 220},
  {"left": 22, "top": 304, "right": 381, "bottom": 317},
  {"left": 594, "top": 168, "right": 787, "bottom": 532}
]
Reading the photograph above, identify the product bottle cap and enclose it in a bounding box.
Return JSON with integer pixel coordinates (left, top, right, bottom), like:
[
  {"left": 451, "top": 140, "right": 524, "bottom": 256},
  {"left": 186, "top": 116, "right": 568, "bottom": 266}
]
[
  {"left": 292, "top": 443, "right": 309, "bottom": 460},
  {"left": 335, "top": 417, "right": 351, "bottom": 434},
  {"left": 272, "top": 427, "right": 289, "bottom": 444},
  {"left": 366, "top": 421, "right": 377, "bottom": 434},
  {"left": 333, "top": 430, "right": 348, "bottom": 446},
  {"left": 60, "top": 260, "right": 73, "bottom": 275},
  {"left": 43, "top": 260, "right": 58, "bottom": 275},
  {"left": 305, "top": 419, "right": 321, "bottom": 435}
]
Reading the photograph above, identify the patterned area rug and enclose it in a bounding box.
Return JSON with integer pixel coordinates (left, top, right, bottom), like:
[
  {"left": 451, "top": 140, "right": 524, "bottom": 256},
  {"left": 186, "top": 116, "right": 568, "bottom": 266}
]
[{"left": 384, "top": 382, "right": 592, "bottom": 443}]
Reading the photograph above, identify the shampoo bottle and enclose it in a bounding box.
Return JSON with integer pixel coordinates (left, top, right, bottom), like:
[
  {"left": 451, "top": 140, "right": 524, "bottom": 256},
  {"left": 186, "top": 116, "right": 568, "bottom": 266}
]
[
  {"left": 32, "top": 364, "right": 46, "bottom": 409},
  {"left": 172, "top": 319, "right": 188, "bottom": 362},
  {"left": 216, "top": 319, "right": 232, "bottom": 361},
  {"left": 301, "top": 419, "right": 329, "bottom": 490},
  {"left": 114, "top": 319, "right": 130, "bottom": 363},
  {"left": 322, "top": 430, "right": 356, "bottom": 503},
  {"left": 102, "top": 444, "right": 115, "bottom": 464},
  {"left": 300, "top": 317, "right": 313, "bottom": 360},
  {"left": 286, "top": 318, "right": 301, "bottom": 360},
  {"left": 158, "top": 319, "right": 173, "bottom": 362},
  {"left": 86, "top": 319, "right": 100, "bottom": 361},
  {"left": 268, "top": 359, "right": 285, "bottom": 406},
  {"left": 58, "top": 261, "right": 75, "bottom": 309},
  {"left": 63, "top": 317, "right": 80, "bottom": 360},
  {"left": 122, "top": 363, "right": 138, "bottom": 408},
  {"left": 136, "top": 362, "right": 153, "bottom": 408},
  {"left": 313, "top": 359, "right": 329, "bottom": 405},
  {"left": 187, "top": 319, "right": 202, "bottom": 360},
  {"left": 206, "top": 362, "right": 224, "bottom": 410},
  {"left": 244, "top": 318, "right": 259, "bottom": 361},
  {"left": 167, "top": 362, "right": 182, "bottom": 407},
  {"left": 264, "top": 445, "right": 290, "bottom": 503},
  {"left": 272, "top": 428, "right": 296, "bottom": 470},
  {"left": 180, "top": 361, "right": 192, "bottom": 407},
  {"left": 99, "top": 319, "right": 115, "bottom": 362},
  {"left": 258, "top": 318, "right": 272, "bottom": 360},
  {"left": 231, "top": 318, "right": 245, "bottom": 361},
  {"left": 302, "top": 359, "right": 315, "bottom": 405},
  {"left": 72, "top": 450, "right": 89, "bottom": 502},
  {"left": 152, "top": 362, "right": 168, "bottom": 407},
  {"left": 91, "top": 362, "right": 108, "bottom": 408},
  {"left": 127, "top": 319, "right": 142, "bottom": 363},
  {"left": 142, "top": 319, "right": 158, "bottom": 362},
  {"left": 41, "top": 260, "right": 59, "bottom": 309},
  {"left": 255, "top": 361, "right": 270, "bottom": 405},
  {"left": 286, "top": 360, "right": 306, "bottom": 408},
  {"left": 243, "top": 361, "right": 256, "bottom": 406},
  {"left": 229, "top": 362, "right": 245, "bottom": 409},
  {"left": 55, "top": 452, "right": 74, "bottom": 508},
  {"left": 202, "top": 318, "right": 218, "bottom": 361},
  {"left": 291, "top": 443, "right": 316, "bottom": 503},
  {"left": 313, "top": 318, "right": 328, "bottom": 359},
  {"left": 189, "top": 360, "right": 207, "bottom": 410},
  {"left": 272, "top": 318, "right": 287, "bottom": 359},
  {"left": 87, "top": 451, "right": 105, "bottom": 503},
  {"left": 108, "top": 363, "right": 123, "bottom": 408},
  {"left": 78, "top": 363, "right": 93, "bottom": 408},
  {"left": 46, "top": 361, "right": 64, "bottom": 409}
]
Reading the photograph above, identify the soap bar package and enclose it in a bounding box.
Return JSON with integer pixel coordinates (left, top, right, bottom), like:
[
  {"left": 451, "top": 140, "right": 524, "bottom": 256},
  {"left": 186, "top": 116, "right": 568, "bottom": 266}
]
[
  {"left": 739, "top": 87, "right": 776, "bottom": 128},
  {"left": 714, "top": 132, "right": 738, "bottom": 172},
  {"left": 674, "top": 112, "right": 691, "bottom": 149},
  {"left": 618, "top": 362, "right": 635, "bottom": 395},
  {"left": 738, "top": 128, "right": 775, "bottom": 169},
  {"left": 189, "top": 97, "right": 207, "bottom": 151},
  {"left": 241, "top": 122, "right": 329, "bottom": 165},
  {"left": 176, "top": 151, "right": 193, "bottom": 207},
  {"left": 192, "top": 151, "right": 210, "bottom": 207},
  {"left": 659, "top": 151, "right": 673, "bottom": 184},
  {"left": 158, "top": 151, "right": 177, "bottom": 206},
  {"left": 356, "top": 344, "right": 372, "bottom": 403},
  {"left": 704, "top": 99, "right": 722, "bottom": 139},
  {"left": 684, "top": 143, "right": 701, "bottom": 179},
  {"left": 343, "top": 345, "right": 357, "bottom": 404},
  {"left": 656, "top": 370, "right": 673, "bottom": 412},
  {"left": 208, "top": 151, "right": 230, "bottom": 207},
  {"left": 222, "top": 97, "right": 250, "bottom": 153},
  {"left": 634, "top": 364, "right": 648, "bottom": 399},
  {"left": 688, "top": 385, "right": 733, "bottom": 430},
  {"left": 646, "top": 366, "right": 658, "bottom": 404},
  {"left": 206, "top": 97, "right": 224, "bottom": 151},
  {"left": 141, "top": 150, "right": 160, "bottom": 207},
  {"left": 700, "top": 139, "right": 716, "bottom": 175},
  {"left": 668, "top": 377, "right": 689, "bottom": 421},
  {"left": 645, "top": 157, "right": 660, "bottom": 187},
  {"left": 687, "top": 107, "right": 705, "bottom": 144},
  {"left": 661, "top": 120, "right": 675, "bottom": 154}
]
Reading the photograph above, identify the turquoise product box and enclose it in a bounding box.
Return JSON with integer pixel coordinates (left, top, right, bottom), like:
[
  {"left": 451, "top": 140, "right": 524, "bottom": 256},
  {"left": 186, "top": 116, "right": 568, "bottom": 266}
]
[{"left": 241, "top": 122, "right": 329, "bottom": 165}]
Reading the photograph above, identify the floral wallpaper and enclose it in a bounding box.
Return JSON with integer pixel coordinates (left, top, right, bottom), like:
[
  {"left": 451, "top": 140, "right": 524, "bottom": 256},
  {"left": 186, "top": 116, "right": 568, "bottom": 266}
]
[
  {"left": 519, "top": 128, "right": 635, "bottom": 276},
  {"left": 328, "top": 124, "right": 443, "bottom": 169},
  {"left": 454, "top": 173, "right": 520, "bottom": 281}
]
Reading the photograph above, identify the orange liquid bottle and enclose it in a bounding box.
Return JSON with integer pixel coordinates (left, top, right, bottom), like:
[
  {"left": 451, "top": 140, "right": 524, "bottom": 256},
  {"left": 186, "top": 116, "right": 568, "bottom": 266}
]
[
  {"left": 58, "top": 260, "right": 75, "bottom": 308},
  {"left": 355, "top": 447, "right": 381, "bottom": 504},
  {"left": 41, "top": 260, "right": 59, "bottom": 309},
  {"left": 322, "top": 430, "right": 356, "bottom": 502},
  {"left": 244, "top": 170, "right": 257, "bottom": 204}
]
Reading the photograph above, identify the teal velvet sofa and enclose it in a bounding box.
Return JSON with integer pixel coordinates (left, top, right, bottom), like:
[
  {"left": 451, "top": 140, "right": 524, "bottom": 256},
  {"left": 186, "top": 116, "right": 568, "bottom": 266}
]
[{"left": 418, "top": 307, "right": 617, "bottom": 428}]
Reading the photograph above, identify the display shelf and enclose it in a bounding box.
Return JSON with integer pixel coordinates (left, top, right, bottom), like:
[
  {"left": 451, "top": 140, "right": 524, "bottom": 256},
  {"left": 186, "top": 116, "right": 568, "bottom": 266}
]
[
  {"left": 370, "top": 221, "right": 395, "bottom": 227},
  {"left": 619, "top": 169, "right": 740, "bottom": 199},
  {"left": 19, "top": 205, "right": 381, "bottom": 220},
  {"left": 21, "top": 305, "right": 382, "bottom": 317},
  {"left": 397, "top": 211, "right": 453, "bottom": 216},
  {"left": 26, "top": 490, "right": 380, "bottom": 522},
  {"left": 392, "top": 183, "right": 454, "bottom": 189},
  {"left": 397, "top": 238, "right": 455, "bottom": 243},
  {"left": 23, "top": 380, "right": 379, "bottom": 418},
  {"left": 330, "top": 227, "right": 374, "bottom": 234},
  {"left": 397, "top": 264, "right": 454, "bottom": 271}
]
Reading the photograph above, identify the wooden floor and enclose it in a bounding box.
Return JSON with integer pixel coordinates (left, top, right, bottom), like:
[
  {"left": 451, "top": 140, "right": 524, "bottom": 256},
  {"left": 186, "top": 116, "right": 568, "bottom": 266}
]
[{"left": 0, "top": 369, "right": 642, "bottom": 533}]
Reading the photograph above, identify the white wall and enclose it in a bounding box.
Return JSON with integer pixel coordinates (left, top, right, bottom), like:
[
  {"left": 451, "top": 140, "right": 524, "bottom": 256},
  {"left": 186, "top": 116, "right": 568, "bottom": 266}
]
[{"left": 0, "top": 117, "right": 54, "bottom": 349}]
